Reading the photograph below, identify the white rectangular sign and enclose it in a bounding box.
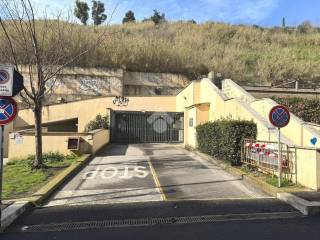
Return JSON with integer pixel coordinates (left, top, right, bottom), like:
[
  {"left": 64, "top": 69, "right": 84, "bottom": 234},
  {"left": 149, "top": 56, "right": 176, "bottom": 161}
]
[{"left": 0, "top": 65, "right": 14, "bottom": 96}]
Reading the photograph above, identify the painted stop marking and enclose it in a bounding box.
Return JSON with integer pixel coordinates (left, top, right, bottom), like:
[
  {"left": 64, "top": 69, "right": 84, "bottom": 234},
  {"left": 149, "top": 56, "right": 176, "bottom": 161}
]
[
  {"left": 269, "top": 105, "right": 290, "bottom": 128},
  {"left": 0, "top": 97, "right": 18, "bottom": 125}
]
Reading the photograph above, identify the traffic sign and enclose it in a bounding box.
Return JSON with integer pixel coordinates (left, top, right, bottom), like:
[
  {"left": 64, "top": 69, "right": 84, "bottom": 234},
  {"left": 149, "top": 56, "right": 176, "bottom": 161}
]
[
  {"left": 0, "top": 97, "right": 18, "bottom": 125},
  {"left": 0, "top": 70, "right": 10, "bottom": 84},
  {"left": 0, "top": 65, "right": 24, "bottom": 97},
  {"left": 269, "top": 105, "right": 290, "bottom": 128}
]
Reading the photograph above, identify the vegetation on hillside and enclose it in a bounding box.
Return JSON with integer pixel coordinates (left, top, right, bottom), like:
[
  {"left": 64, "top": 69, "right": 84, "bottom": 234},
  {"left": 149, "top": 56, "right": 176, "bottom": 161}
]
[
  {"left": 1, "top": 20, "right": 320, "bottom": 85},
  {"left": 272, "top": 97, "right": 320, "bottom": 124}
]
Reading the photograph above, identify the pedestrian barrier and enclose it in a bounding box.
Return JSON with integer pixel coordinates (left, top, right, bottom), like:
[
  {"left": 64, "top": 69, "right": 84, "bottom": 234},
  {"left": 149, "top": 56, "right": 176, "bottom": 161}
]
[{"left": 241, "top": 139, "right": 297, "bottom": 184}]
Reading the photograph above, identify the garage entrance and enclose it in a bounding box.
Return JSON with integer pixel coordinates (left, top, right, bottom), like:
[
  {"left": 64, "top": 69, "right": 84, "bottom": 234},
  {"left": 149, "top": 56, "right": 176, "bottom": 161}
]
[{"left": 110, "top": 111, "right": 184, "bottom": 143}]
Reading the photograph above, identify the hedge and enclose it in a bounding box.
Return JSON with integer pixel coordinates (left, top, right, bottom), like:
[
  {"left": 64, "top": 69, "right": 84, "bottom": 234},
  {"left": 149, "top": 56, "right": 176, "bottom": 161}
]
[
  {"left": 196, "top": 119, "right": 257, "bottom": 165},
  {"left": 272, "top": 97, "right": 320, "bottom": 124}
]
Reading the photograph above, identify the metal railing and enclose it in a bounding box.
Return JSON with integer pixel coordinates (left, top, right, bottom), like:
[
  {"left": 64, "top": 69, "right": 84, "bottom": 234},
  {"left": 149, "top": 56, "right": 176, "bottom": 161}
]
[{"left": 241, "top": 139, "right": 297, "bottom": 184}]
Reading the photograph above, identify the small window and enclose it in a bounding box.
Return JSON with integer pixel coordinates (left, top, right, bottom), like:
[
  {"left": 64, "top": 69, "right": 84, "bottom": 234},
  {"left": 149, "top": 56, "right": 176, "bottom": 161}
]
[{"left": 189, "top": 118, "right": 194, "bottom": 127}]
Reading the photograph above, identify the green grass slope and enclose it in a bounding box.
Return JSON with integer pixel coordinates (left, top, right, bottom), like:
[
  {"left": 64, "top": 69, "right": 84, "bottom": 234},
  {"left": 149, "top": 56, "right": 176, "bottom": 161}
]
[{"left": 1, "top": 20, "right": 320, "bottom": 85}]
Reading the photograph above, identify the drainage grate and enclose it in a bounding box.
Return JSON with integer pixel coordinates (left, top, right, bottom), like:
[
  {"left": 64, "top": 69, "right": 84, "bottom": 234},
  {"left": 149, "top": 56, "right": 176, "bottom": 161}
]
[{"left": 20, "top": 212, "right": 302, "bottom": 233}]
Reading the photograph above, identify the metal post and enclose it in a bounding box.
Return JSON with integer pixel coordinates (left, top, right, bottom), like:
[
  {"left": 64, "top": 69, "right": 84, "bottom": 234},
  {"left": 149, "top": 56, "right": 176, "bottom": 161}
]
[
  {"left": 278, "top": 128, "right": 281, "bottom": 188},
  {"left": 295, "top": 81, "right": 299, "bottom": 92},
  {"left": 0, "top": 125, "right": 4, "bottom": 228}
]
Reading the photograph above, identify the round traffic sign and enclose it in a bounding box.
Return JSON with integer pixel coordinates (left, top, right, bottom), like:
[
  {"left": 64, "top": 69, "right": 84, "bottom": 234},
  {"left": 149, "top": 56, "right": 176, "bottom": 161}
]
[
  {"left": 0, "top": 97, "right": 18, "bottom": 125},
  {"left": 0, "top": 69, "right": 10, "bottom": 84},
  {"left": 269, "top": 105, "right": 290, "bottom": 128}
]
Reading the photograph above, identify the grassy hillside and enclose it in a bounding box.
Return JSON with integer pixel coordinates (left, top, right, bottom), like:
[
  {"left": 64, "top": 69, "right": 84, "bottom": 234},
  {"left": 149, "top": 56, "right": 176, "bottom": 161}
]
[{"left": 1, "top": 20, "right": 320, "bottom": 85}]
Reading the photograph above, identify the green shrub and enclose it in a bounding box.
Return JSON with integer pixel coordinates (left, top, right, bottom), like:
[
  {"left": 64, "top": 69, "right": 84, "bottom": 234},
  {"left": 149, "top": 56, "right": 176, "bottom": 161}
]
[
  {"left": 23, "top": 152, "right": 77, "bottom": 167},
  {"left": 196, "top": 119, "right": 257, "bottom": 165},
  {"left": 85, "top": 114, "right": 109, "bottom": 132},
  {"left": 272, "top": 97, "right": 320, "bottom": 124},
  {"left": 2, "top": 20, "right": 320, "bottom": 85}
]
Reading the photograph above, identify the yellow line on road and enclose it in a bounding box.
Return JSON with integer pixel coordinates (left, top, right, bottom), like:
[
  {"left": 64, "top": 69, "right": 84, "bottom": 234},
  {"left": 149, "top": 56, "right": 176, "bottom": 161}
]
[{"left": 147, "top": 157, "right": 167, "bottom": 201}]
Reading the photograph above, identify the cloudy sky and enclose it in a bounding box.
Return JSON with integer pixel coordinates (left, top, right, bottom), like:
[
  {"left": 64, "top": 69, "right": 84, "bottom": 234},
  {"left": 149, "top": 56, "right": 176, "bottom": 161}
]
[{"left": 29, "top": 0, "right": 320, "bottom": 26}]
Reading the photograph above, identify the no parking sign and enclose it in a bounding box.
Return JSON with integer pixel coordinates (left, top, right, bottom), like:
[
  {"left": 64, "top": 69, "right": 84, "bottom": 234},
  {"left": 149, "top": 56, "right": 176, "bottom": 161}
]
[
  {"left": 0, "top": 97, "right": 18, "bottom": 125},
  {"left": 268, "top": 105, "right": 290, "bottom": 188},
  {"left": 269, "top": 105, "right": 290, "bottom": 128}
]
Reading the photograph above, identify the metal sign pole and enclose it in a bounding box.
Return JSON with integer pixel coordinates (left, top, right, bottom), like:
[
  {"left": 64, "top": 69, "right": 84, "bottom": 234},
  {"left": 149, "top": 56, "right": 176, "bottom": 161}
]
[
  {"left": 0, "top": 125, "right": 4, "bottom": 228},
  {"left": 278, "top": 127, "right": 281, "bottom": 188}
]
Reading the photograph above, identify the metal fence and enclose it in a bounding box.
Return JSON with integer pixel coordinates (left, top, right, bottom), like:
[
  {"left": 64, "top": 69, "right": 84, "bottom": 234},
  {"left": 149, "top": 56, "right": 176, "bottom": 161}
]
[{"left": 241, "top": 139, "right": 297, "bottom": 183}]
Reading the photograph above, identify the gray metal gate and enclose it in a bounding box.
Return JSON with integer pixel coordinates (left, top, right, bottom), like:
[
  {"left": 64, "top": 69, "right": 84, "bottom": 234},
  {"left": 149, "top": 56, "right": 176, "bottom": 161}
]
[{"left": 110, "top": 111, "right": 184, "bottom": 143}]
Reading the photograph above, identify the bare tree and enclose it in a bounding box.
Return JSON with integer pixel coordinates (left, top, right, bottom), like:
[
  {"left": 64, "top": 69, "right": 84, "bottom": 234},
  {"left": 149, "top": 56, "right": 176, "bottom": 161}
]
[{"left": 0, "top": 0, "right": 116, "bottom": 168}]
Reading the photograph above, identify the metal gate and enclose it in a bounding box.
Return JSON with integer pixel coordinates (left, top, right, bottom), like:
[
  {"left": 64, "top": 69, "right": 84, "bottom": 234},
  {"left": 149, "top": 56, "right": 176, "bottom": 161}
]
[{"left": 110, "top": 111, "right": 184, "bottom": 143}]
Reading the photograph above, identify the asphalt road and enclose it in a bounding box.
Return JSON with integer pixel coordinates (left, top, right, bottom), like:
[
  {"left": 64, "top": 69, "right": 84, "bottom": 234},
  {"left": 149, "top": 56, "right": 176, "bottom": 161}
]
[
  {"left": 4, "top": 216, "right": 320, "bottom": 240},
  {"left": 3, "top": 143, "right": 312, "bottom": 239},
  {"left": 45, "top": 143, "right": 267, "bottom": 206},
  {"left": 3, "top": 199, "right": 318, "bottom": 240}
]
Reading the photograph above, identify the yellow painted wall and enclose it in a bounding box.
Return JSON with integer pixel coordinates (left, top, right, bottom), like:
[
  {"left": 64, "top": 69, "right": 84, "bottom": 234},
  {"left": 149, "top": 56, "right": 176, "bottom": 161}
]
[
  {"left": 92, "top": 129, "right": 110, "bottom": 154},
  {"left": 15, "top": 96, "right": 176, "bottom": 132},
  {"left": 8, "top": 129, "right": 109, "bottom": 160},
  {"left": 176, "top": 78, "right": 320, "bottom": 189},
  {"left": 186, "top": 107, "right": 197, "bottom": 148},
  {"left": 196, "top": 105, "right": 210, "bottom": 125},
  {"left": 294, "top": 148, "right": 319, "bottom": 190}
]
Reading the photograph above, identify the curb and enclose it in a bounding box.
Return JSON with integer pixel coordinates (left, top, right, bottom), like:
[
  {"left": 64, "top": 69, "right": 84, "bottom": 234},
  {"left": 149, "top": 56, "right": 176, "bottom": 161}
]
[
  {"left": 30, "top": 154, "right": 92, "bottom": 206},
  {"left": 1, "top": 201, "right": 31, "bottom": 231},
  {"left": 277, "top": 193, "right": 320, "bottom": 216},
  {"left": 1, "top": 154, "right": 92, "bottom": 231}
]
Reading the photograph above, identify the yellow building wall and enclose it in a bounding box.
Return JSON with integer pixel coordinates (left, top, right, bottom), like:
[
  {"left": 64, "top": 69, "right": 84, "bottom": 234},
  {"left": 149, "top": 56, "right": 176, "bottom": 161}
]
[
  {"left": 176, "top": 82, "right": 194, "bottom": 112},
  {"left": 92, "top": 130, "right": 110, "bottom": 154},
  {"left": 295, "top": 148, "right": 319, "bottom": 190},
  {"left": 176, "top": 78, "right": 320, "bottom": 189},
  {"left": 186, "top": 107, "right": 197, "bottom": 148},
  {"left": 8, "top": 129, "right": 109, "bottom": 160},
  {"left": 196, "top": 105, "right": 210, "bottom": 125},
  {"left": 15, "top": 96, "right": 177, "bottom": 132}
]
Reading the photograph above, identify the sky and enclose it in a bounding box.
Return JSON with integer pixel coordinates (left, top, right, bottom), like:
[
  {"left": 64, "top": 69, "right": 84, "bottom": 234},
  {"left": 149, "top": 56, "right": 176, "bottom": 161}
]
[{"left": 29, "top": 0, "right": 320, "bottom": 27}]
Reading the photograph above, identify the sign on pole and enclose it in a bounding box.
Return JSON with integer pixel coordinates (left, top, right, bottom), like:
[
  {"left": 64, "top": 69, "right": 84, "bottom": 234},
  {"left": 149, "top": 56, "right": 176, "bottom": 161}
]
[
  {"left": 269, "top": 105, "right": 290, "bottom": 188},
  {"left": 269, "top": 105, "right": 290, "bottom": 128},
  {"left": 0, "top": 97, "right": 18, "bottom": 125},
  {"left": 0, "top": 66, "right": 14, "bottom": 96},
  {"left": 0, "top": 66, "right": 23, "bottom": 229},
  {"left": 0, "top": 65, "right": 24, "bottom": 97}
]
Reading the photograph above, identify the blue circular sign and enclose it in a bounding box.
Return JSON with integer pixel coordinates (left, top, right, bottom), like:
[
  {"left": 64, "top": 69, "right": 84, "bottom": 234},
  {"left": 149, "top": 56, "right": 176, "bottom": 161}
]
[
  {"left": 0, "top": 97, "right": 18, "bottom": 125},
  {"left": 269, "top": 105, "right": 290, "bottom": 128},
  {"left": 0, "top": 70, "right": 9, "bottom": 84}
]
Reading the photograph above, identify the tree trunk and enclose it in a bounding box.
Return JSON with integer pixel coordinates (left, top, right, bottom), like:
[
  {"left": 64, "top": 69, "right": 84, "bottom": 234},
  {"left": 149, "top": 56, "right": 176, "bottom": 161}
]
[{"left": 33, "top": 101, "right": 43, "bottom": 168}]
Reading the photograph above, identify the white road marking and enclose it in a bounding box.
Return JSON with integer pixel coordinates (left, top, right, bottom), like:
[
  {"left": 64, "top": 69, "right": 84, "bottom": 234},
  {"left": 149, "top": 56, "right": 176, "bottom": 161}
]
[{"left": 82, "top": 166, "right": 149, "bottom": 180}]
